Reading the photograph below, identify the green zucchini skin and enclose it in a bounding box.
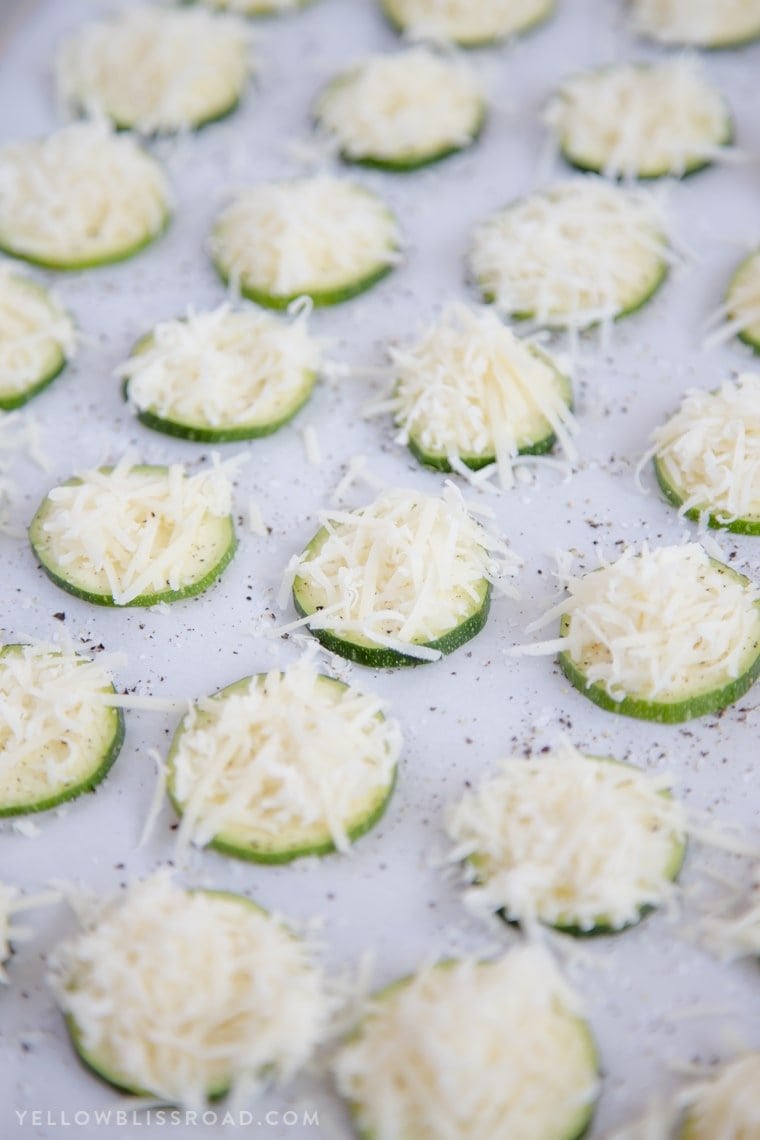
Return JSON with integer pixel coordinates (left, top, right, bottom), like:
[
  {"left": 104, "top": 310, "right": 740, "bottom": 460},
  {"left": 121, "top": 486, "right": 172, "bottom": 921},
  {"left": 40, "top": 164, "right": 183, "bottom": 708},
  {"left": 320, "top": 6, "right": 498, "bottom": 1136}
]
[
  {"left": 0, "top": 353, "right": 66, "bottom": 411},
  {"left": 653, "top": 455, "right": 760, "bottom": 536},
  {"left": 183, "top": 0, "right": 314, "bottom": 18},
  {"left": 557, "top": 602, "right": 760, "bottom": 724},
  {"left": 0, "top": 212, "right": 170, "bottom": 273},
  {"left": 213, "top": 257, "right": 396, "bottom": 310},
  {"left": 726, "top": 250, "right": 760, "bottom": 355},
  {"left": 166, "top": 674, "right": 398, "bottom": 862},
  {"left": 379, "top": 0, "right": 555, "bottom": 48}
]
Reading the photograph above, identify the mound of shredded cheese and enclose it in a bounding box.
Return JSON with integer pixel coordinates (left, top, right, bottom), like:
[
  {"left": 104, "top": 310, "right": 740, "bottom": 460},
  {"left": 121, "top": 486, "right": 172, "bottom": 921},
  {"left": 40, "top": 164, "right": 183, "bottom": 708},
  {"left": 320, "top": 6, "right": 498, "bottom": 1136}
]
[
  {"left": 34, "top": 455, "right": 235, "bottom": 606},
  {"left": 0, "top": 123, "right": 170, "bottom": 267},
  {"left": 447, "top": 742, "right": 685, "bottom": 930},
  {"left": 170, "top": 660, "right": 402, "bottom": 855},
  {"left": 526, "top": 544, "right": 760, "bottom": 703},
  {"left": 725, "top": 250, "right": 760, "bottom": 347},
  {"left": 389, "top": 303, "right": 576, "bottom": 487},
  {"left": 0, "top": 266, "right": 76, "bottom": 399},
  {"left": 545, "top": 59, "right": 730, "bottom": 179},
  {"left": 288, "top": 484, "right": 521, "bottom": 659},
  {"left": 211, "top": 177, "right": 401, "bottom": 301},
  {"left": 650, "top": 374, "right": 760, "bottom": 526},
  {"left": 382, "top": 0, "right": 553, "bottom": 44},
  {"left": 57, "top": 6, "right": 251, "bottom": 134},
  {"left": 49, "top": 873, "right": 330, "bottom": 1108},
  {"left": 629, "top": 0, "right": 760, "bottom": 46},
  {"left": 333, "top": 947, "right": 599, "bottom": 1140},
  {"left": 121, "top": 304, "right": 321, "bottom": 431},
  {"left": 469, "top": 179, "right": 668, "bottom": 329},
  {"left": 0, "top": 643, "right": 119, "bottom": 810},
  {"left": 680, "top": 1054, "right": 760, "bottom": 1139},
  {"left": 316, "top": 49, "right": 484, "bottom": 163}
]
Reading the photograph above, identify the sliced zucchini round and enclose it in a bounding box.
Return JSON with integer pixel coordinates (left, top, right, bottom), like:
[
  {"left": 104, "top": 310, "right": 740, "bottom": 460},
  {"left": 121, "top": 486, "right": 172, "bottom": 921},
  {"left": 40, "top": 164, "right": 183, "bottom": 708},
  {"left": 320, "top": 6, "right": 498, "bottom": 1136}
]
[
  {"left": 628, "top": 0, "right": 760, "bottom": 49},
  {"left": 50, "top": 874, "right": 328, "bottom": 1104},
  {"left": 546, "top": 60, "right": 732, "bottom": 180},
  {"left": 0, "top": 643, "right": 124, "bottom": 816},
  {"left": 447, "top": 745, "right": 686, "bottom": 935},
  {"left": 290, "top": 487, "right": 515, "bottom": 668},
  {"left": 651, "top": 374, "right": 760, "bottom": 535},
  {"left": 725, "top": 249, "right": 760, "bottom": 355},
  {"left": 57, "top": 6, "right": 251, "bottom": 135},
  {"left": 29, "top": 461, "right": 237, "bottom": 607},
  {"left": 166, "top": 664, "right": 401, "bottom": 862},
  {"left": 390, "top": 303, "right": 575, "bottom": 480},
  {"left": 210, "top": 176, "right": 401, "bottom": 309},
  {"left": 469, "top": 179, "right": 669, "bottom": 329},
  {"left": 554, "top": 545, "right": 760, "bottom": 724},
  {"left": 380, "top": 0, "right": 555, "bottom": 47},
  {"left": 333, "top": 948, "right": 600, "bottom": 1140},
  {"left": 191, "top": 0, "right": 314, "bottom": 15},
  {"left": 122, "top": 305, "right": 319, "bottom": 442},
  {"left": 678, "top": 1053, "right": 760, "bottom": 1140},
  {"left": 0, "top": 124, "right": 170, "bottom": 271},
  {"left": 0, "top": 270, "right": 76, "bottom": 410},
  {"left": 314, "top": 49, "right": 486, "bottom": 172}
]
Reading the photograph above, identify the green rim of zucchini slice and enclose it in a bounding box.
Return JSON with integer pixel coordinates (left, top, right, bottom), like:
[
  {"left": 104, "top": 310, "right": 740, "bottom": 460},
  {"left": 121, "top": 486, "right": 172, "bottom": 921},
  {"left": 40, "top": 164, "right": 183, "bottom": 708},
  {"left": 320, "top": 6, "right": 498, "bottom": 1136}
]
[
  {"left": 630, "top": 3, "right": 760, "bottom": 49},
  {"left": 380, "top": 0, "right": 555, "bottom": 47},
  {"left": 653, "top": 454, "right": 760, "bottom": 536},
  {"left": 726, "top": 249, "right": 760, "bottom": 355},
  {"left": 214, "top": 257, "right": 396, "bottom": 311},
  {"left": 0, "top": 644, "right": 124, "bottom": 816},
  {"left": 0, "top": 275, "right": 74, "bottom": 409},
  {"left": 557, "top": 564, "right": 760, "bottom": 723},
  {"left": 188, "top": 0, "right": 314, "bottom": 16},
  {"left": 28, "top": 465, "right": 237, "bottom": 608},
  {"left": 0, "top": 213, "right": 170, "bottom": 274},
  {"left": 166, "top": 673, "right": 398, "bottom": 862},
  {"left": 292, "top": 525, "right": 492, "bottom": 668}
]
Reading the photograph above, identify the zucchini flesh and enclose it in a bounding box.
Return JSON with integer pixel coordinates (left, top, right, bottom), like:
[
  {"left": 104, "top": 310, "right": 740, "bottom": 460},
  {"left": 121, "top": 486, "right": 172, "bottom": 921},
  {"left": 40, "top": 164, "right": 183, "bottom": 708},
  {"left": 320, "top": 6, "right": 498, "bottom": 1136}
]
[
  {"left": 653, "top": 454, "right": 760, "bottom": 536},
  {"left": 166, "top": 673, "right": 398, "bottom": 862},
  {"left": 214, "top": 258, "right": 396, "bottom": 311},
  {"left": 0, "top": 644, "right": 124, "bottom": 816},
  {"left": 0, "top": 213, "right": 170, "bottom": 274},
  {"left": 380, "top": 0, "right": 555, "bottom": 47},
  {"left": 0, "top": 275, "right": 74, "bottom": 409}
]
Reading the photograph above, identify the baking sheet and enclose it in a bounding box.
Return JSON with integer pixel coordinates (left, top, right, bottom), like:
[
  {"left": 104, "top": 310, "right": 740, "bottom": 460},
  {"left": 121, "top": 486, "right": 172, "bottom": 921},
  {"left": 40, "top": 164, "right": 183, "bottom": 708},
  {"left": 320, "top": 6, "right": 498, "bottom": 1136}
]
[{"left": 1, "top": 1, "right": 759, "bottom": 1136}]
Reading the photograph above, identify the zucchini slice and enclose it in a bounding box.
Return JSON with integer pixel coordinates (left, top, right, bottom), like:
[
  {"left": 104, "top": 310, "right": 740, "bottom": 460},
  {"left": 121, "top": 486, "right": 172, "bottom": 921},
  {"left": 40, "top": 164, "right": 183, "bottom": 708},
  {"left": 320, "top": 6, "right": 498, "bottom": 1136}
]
[
  {"left": 628, "top": 0, "right": 760, "bottom": 48},
  {"left": 29, "top": 459, "right": 237, "bottom": 607},
  {"left": 290, "top": 486, "right": 520, "bottom": 668},
  {"left": 651, "top": 374, "right": 760, "bottom": 535},
  {"left": 725, "top": 249, "right": 760, "bottom": 355},
  {"left": 167, "top": 663, "right": 401, "bottom": 862},
  {"left": 0, "top": 124, "right": 170, "bottom": 272},
  {"left": 121, "top": 305, "right": 319, "bottom": 442},
  {"left": 380, "top": 0, "right": 555, "bottom": 47},
  {"left": 210, "top": 177, "right": 401, "bottom": 309},
  {"left": 549, "top": 544, "right": 760, "bottom": 724},
  {"left": 57, "top": 6, "right": 251, "bottom": 135},
  {"left": 0, "top": 269, "right": 76, "bottom": 410},
  {"left": 469, "top": 179, "right": 669, "bottom": 329},
  {"left": 447, "top": 745, "right": 686, "bottom": 935},
  {"left": 191, "top": 0, "right": 314, "bottom": 14},
  {"left": 0, "top": 643, "right": 124, "bottom": 816},
  {"left": 314, "top": 49, "right": 486, "bottom": 172},
  {"left": 390, "top": 303, "right": 575, "bottom": 484},
  {"left": 333, "top": 947, "right": 600, "bottom": 1140},
  {"left": 546, "top": 60, "right": 732, "bottom": 180},
  {"left": 50, "top": 874, "right": 328, "bottom": 1104},
  {"left": 678, "top": 1053, "right": 760, "bottom": 1139}
]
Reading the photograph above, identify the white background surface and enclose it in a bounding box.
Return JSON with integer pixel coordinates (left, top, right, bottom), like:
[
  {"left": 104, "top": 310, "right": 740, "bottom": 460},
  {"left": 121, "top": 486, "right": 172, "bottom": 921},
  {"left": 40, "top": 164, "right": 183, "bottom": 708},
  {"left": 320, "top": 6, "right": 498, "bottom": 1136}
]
[{"left": 0, "top": 1, "right": 759, "bottom": 1137}]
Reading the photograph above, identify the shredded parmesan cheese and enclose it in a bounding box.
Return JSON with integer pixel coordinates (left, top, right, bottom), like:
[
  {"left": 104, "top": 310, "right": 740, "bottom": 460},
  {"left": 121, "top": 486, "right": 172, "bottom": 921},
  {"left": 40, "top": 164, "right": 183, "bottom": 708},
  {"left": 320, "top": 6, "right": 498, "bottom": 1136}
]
[
  {"left": 316, "top": 49, "right": 484, "bottom": 165},
  {"left": 649, "top": 374, "right": 760, "bottom": 527},
  {"left": 0, "top": 642, "right": 120, "bottom": 811},
  {"left": 447, "top": 743, "right": 685, "bottom": 931},
  {"left": 32, "top": 455, "right": 236, "bottom": 606},
  {"left": 389, "top": 303, "right": 577, "bottom": 488},
  {"left": 0, "top": 409, "right": 46, "bottom": 533},
  {"left": 524, "top": 544, "right": 760, "bottom": 704},
  {"left": 289, "top": 484, "right": 521, "bottom": 653},
  {"left": 629, "top": 0, "right": 760, "bottom": 47},
  {"left": 0, "top": 123, "right": 170, "bottom": 268},
  {"left": 545, "top": 59, "right": 731, "bottom": 179},
  {"left": 121, "top": 304, "right": 320, "bottom": 434},
  {"left": 57, "top": 6, "right": 251, "bottom": 134},
  {"left": 680, "top": 1053, "right": 760, "bottom": 1138},
  {"left": 469, "top": 179, "right": 668, "bottom": 329},
  {"left": 211, "top": 177, "right": 401, "bottom": 302},
  {"left": 0, "top": 265, "right": 76, "bottom": 401},
  {"left": 169, "top": 660, "right": 402, "bottom": 856},
  {"left": 382, "top": 0, "right": 554, "bottom": 45},
  {"left": 48, "top": 873, "right": 330, "bottom": 1108},
  {"left": 333, "top": 947, "right": 599, "bottom": 1140}
]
